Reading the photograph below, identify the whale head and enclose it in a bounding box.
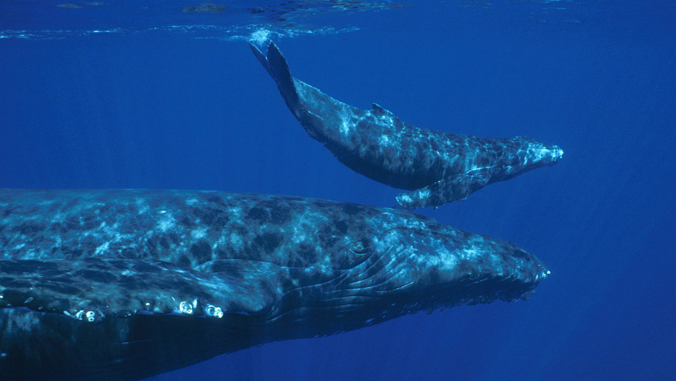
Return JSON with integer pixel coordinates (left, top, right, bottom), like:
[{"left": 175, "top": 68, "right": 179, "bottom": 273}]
[
  {"left": 270, "top": 202, "right": 549, "bottom": 335},
  {"left": 0, "top": 191, "right": 549, "bottom": 379},
  {"left": 496, "top": 136, "right": 563, "bottom": 180}
]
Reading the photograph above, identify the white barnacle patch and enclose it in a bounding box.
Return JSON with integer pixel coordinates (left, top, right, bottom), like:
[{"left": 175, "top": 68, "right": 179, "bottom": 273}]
[
  {"left": 179, "top": 301, "right": 193, "bottom": 315},
  {"left": 205, "top": 304, "right": 224, "bottom": 318},
  {"left": 71, "top": 310, "right": 97, "bottom": 322},
  {"left": 179, "top": 299, "right": 198, "bottom": 315}
]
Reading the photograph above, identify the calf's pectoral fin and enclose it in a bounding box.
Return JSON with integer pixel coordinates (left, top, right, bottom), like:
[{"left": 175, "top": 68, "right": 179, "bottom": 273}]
[{"left": 395, "top": 169, "right": 492, "bottom": 209}]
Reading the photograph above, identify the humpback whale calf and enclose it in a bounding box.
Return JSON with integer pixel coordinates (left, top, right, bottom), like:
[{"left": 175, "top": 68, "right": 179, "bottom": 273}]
[
  {"left": 0, "top": 189, "right": 548, "bottom": 380},
  {"left": 251, "top": 41, "right": 564, "bottom": 209}
]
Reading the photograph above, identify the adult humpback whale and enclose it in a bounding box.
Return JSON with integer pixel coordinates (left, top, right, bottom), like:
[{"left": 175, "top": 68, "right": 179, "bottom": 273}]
[
  {"left": 250, "top": 41, "right": 564, "bottom": 209},
  {"left": 0, "top": 189, "right": 549, "bottom": 380}
]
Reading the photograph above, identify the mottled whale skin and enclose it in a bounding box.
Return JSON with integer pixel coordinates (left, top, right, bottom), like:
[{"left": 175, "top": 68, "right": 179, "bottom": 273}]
[
  {"left": 0, "top": 189, "right": 549, "bottom": 380},
  {"left": 250, "top": 41, "right": 564, "bottom": 209}
]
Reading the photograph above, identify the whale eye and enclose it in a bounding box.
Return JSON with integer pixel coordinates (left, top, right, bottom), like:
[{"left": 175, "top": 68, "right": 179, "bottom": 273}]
[{"left": 350, "top": 240, "right": 371, "bottom": 255}]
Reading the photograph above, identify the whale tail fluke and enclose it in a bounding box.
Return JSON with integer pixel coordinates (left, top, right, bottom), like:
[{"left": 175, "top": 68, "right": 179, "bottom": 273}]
[{"left": 250, "top": 41, "right": 300, "bottom": 109}]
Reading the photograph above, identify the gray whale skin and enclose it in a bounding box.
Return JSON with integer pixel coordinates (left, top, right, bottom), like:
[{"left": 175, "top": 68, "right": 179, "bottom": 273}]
[
  {"left": 0, "top": 189, "right": 548, "bottom": 380},
  {"left": 251, "top": 41, "right": 564, "bottom": 209}
]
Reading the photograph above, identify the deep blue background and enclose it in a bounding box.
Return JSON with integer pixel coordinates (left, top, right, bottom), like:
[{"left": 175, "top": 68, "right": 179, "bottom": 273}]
[{"left": 1, "top": 1, "right": 675, "bottom": 380}]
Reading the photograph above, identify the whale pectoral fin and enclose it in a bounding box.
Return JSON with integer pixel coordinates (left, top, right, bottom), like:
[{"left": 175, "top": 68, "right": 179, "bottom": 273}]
[
  {"left": 0, "top": 258, "right": 277, "bottom": 319},
  {"left": 395, "top": 170, "right": 492, "bottom": 209}
]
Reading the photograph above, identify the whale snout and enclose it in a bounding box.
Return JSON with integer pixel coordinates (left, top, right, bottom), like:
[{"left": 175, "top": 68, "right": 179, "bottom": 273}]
[
  {"left": 521, "top": 138, "right": 564, "bottom": 167},
  {"left": 551, "top": 145, "right": 564, "bottom": 160},
  {"left": 542, "top": 145, "right": 564, "bottom": 166}
]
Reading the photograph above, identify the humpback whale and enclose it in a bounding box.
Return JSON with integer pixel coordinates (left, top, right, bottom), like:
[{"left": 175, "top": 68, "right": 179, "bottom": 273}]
[
  {"left": 0, "top": 189, "right": 549, "bottom": 380},
  {"left": 250, "top": 41, "right": 564, "bottom": 209}
]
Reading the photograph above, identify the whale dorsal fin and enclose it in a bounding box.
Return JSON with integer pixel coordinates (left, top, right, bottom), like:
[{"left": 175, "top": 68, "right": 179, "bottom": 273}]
[{"left": 371, "top": 103, "right": 396, "bottom": 118}]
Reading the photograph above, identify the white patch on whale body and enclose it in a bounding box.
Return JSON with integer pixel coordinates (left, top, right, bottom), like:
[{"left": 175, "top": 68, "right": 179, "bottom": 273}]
[
  {"left": 398, "top": 194, "right": 413, "bottom": 203},
  {"left": 462, "top": 247, "right": 480, "bottom": 260},
  {"left": 378, "top": 135, "right": 392, "bottom": 146},
  {"left": 340, "top": 119, "right": 351, "bottom": 136},
  {"left": 135, "top": 198, "right": 150, "bottom": 215},
  {"left": 419, "top": 189, "right": 431, "bottom": 199},
  {"left": 94, "top": 241, "right": 109, "bottom": 255},
  {"left": 191, "top": 227, "right": 207, "bottom": 239},
  {"left": 228, "top": 233, "right": 244, "bottom": 250},
  {"left": 337, "top": 104, "right": 358, "bottom": 136},
  {"left": 316, "top": 254, "right": 333, "bottom": 275},
  {"left": 437, "top": 247, "right": 459, "bottom": 271},
  {"left": 158, "top": 212, "right": 176, "bottom": 232}
]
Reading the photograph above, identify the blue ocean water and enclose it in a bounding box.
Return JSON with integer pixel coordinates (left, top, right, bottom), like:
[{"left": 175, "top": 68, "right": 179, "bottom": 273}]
[{"left": 1, "top": 0, "right": 675, "bottom": 380}]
